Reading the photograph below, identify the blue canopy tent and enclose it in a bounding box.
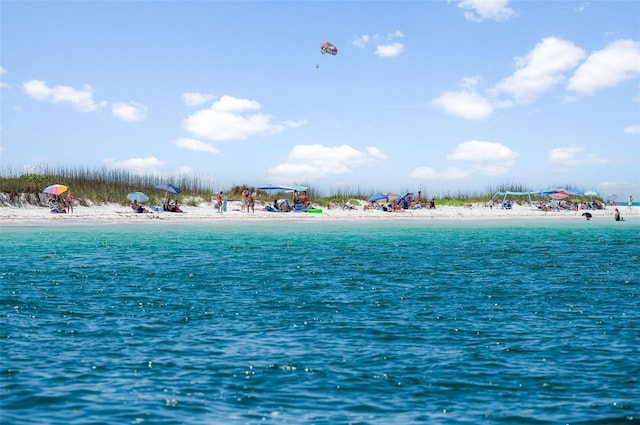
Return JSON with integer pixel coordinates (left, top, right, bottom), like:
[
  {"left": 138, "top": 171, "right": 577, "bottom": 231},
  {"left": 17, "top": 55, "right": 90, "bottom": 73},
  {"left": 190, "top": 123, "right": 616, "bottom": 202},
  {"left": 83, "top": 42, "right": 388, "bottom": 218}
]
[
  {"left": 257, "top": 185, "right": 309, "bottom": 193},
  {"left": 490, "top": 191, "right": 545, "bottom": 210},
  {"left": 257, "top": 185, "right": 294, "bottom": 192},
  {"left": 258, "top": 184, "right": 310, "bottom": 211}
]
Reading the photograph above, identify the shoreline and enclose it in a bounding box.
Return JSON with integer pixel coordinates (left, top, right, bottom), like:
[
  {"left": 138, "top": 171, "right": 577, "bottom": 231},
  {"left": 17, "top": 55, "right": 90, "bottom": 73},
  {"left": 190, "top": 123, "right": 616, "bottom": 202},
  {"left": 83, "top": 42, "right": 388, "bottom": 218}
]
[{"left": 1, "top": 201, "right": 637, "bottom": 224}]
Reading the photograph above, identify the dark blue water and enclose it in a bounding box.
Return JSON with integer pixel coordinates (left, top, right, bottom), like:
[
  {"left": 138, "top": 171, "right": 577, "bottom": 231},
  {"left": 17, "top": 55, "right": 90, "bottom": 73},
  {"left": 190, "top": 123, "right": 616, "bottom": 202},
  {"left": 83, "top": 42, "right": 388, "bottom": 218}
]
[{"left": 1, "top": 220, "right": 639, "bottom": 424}]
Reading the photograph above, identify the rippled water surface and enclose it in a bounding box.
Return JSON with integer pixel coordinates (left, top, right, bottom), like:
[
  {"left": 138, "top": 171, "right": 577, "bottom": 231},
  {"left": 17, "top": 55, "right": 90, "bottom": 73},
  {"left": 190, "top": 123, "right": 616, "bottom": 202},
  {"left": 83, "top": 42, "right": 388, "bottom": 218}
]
[{"left": 1, "top": 220, "right": 639, "bottom": 424}]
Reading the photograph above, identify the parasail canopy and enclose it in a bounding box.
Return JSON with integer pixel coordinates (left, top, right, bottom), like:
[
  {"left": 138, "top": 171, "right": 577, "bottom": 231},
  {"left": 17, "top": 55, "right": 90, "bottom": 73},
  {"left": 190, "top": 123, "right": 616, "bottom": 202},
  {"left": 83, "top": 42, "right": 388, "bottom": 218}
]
[{"left": 320, "top": 41, "right": 338, "bottom": 56}]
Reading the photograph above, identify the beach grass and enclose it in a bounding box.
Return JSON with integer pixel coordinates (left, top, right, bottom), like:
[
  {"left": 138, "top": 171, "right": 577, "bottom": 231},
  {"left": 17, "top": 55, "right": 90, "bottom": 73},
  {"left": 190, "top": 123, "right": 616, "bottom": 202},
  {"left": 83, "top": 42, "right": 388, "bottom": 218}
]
[{"left": 0, "top": 165, "right": 598, "bottom": 207}]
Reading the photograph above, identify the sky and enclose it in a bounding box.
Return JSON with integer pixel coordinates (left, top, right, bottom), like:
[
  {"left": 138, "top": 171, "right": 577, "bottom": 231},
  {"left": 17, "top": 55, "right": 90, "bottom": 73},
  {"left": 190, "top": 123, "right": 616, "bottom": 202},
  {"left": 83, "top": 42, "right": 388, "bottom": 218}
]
[{"left": 1, "top": 0, "right": 639, "bottom": 199}]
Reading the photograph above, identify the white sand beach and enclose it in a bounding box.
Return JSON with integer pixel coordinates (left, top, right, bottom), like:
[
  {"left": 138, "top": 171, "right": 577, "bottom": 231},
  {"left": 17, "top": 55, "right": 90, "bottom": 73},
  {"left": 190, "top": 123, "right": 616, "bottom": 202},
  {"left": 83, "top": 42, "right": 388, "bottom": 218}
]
[{"left": 1, "top": 199, "right": 637, "bottom": 223}]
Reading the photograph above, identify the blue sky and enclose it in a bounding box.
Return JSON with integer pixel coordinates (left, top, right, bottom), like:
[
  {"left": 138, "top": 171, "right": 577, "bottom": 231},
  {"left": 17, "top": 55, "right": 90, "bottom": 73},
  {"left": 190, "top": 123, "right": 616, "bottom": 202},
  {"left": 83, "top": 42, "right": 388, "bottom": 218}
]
[{"left": 1, "top": 0, "right": 639, "bottom": 199}]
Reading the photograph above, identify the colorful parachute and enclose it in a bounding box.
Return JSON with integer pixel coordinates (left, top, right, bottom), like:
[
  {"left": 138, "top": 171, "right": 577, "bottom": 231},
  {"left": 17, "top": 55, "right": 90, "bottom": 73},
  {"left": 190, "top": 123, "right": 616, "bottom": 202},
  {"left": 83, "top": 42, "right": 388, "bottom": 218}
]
[{"left": 320, "top": 41, "right": 338, "bottom": 56}]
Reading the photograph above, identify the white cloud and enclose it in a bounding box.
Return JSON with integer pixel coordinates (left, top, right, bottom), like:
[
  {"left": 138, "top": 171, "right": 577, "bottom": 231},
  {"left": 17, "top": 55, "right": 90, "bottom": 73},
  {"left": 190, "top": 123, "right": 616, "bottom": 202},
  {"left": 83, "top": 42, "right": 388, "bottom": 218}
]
[
  {"left": 547, "top": 145, "right": 609, "bottom": 172},
  {"left": 352, "top": 35, "right": 370, "bottom": 48},
  {"left": 491, "top": 37, "right": 585, "bottom": 103},
  {"left": 375, "top": 42, "right": 404, "bottom": 58},
  {"left": 547, "top": 145, "right": 584, "bottom": 166},
  {"left": 366, "top": 146, "right": 387, "bottom": 160},
  {"left": 267, "top": 144, "right": 386, "bottom": 181},
  {"left": 353, "top": 31, "right": 405, "bottom": 58},
  {"left": 174, "top": 137, "right": 219, "bottom": 154},
  {"left": 0, "top": 66, "right": 9, "bottom": 89},
  {"left": 432, "top": 90, "right": 493, "bottom": 120},
  {"left": 103, "top": 156, "right": 165, "bottom": 174},
  {"left": 573, "top": 2, "right": 590, "bottom": 13},
  {"left": 183, "top": 95, "right": 306, "bottom": 141},
  {"left": 447, "top": 140, "right": 517, "bottom": 162},
  {"left": 112, "top": 101, "right": 147, "bottom": 122},
  {"left": 624, "top": 124, "right": 640, "bottom": 134},
  {"left": 448, "top": 140, "right": 519, "bottom": 175},
  {"left": 182, "top": 92, "right": 215, "bottom": 106},
  {"left": 411, "top": 166, "right": 473, "bottom": 180},
  {"left": 22, "top": 79, "right": 107, "bottom": 112},
  {"left": 411, "top": 140, "right": 519, "bottom": 180},
  {"left": 568, "top": 39, "right": 640, "bottom": 94},
  {"left": 455, "top": 0, "right": 515, "bottom": 22}
]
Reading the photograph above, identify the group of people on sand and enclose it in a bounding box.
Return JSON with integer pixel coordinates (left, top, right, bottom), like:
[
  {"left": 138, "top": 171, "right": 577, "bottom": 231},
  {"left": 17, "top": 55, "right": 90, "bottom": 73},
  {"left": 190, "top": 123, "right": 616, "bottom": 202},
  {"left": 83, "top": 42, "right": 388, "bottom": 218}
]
[
  {"left": 241, "top": 189, "right": 255, "bottom": 213},
  {"left": 216, "top": 190, "right": 254, "bottom": 214},
  {"left": 49, "top": 192, "right": 74, "bottom": 214},
  {"left": 130, "top": 198, "right": 183, "bottom": 213},
  {"left": 294, "top": 190, "right": 310, "bottom": 209},
  {"left": 262, "top": 190, "right": 312, "bottom": 212},
  {"left": 364, "top": 191, "right": 435, "bottom": 212},
  {"left": 269, "top": 198, "right": 292, "bottom": 212},
  {"left": 162, "top": 198, "right": 183, "bottom": 213}
]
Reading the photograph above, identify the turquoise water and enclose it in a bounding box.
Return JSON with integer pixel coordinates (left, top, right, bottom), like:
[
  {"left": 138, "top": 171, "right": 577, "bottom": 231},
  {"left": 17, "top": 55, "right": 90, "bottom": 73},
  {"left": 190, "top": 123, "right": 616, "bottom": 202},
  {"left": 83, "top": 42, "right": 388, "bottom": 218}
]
[{"left": 1, "top": 220, "right": 639, "bottom": 424}]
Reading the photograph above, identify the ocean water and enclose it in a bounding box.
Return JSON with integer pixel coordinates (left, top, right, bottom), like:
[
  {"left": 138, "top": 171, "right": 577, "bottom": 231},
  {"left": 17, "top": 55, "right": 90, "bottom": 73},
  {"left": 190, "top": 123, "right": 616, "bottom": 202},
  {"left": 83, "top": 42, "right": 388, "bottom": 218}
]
[{"left": 1, "top": 220, "right": 638, "bottom": 425}]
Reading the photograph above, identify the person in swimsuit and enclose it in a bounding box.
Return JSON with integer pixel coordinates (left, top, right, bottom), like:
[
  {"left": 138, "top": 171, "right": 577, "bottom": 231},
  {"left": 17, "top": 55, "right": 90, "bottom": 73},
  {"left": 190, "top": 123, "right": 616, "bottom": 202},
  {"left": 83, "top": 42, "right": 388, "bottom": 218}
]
[{"left": 217, "top": 192, "right": 223, "bottom": 213}]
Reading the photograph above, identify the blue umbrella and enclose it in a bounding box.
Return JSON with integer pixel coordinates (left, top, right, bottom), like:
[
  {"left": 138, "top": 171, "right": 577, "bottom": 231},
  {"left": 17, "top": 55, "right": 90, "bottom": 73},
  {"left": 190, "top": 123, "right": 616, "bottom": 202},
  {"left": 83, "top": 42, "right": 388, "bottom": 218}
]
[
  {"left": 367, "top": 193, "right": 388, "bottom": 202},
  {"left": 396, "top": 192, "right": 414, "bottom": 203},
  {"left": 155, "top": 183, "right": 181, "bottom": 194},
  {"left": 127, "top": 191, "right": 149, "bottom": 203}
]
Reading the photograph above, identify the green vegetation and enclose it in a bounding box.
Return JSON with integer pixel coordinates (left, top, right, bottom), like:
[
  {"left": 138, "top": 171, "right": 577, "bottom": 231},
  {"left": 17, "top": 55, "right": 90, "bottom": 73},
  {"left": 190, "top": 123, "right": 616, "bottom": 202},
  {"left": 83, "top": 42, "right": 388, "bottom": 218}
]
[
  {"left": 0, "top": 166, "right": 597, "bottom": 207},
  {"left": 0, "top": 166, "right": 215, "bottom": 206}
]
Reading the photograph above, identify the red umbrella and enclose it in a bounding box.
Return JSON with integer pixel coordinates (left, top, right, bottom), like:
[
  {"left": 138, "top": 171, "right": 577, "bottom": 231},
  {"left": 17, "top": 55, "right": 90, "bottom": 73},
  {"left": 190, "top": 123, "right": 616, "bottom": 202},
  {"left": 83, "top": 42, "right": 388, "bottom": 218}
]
[{"left": 549, "top": 191, "right": 569, "bottom": 200}]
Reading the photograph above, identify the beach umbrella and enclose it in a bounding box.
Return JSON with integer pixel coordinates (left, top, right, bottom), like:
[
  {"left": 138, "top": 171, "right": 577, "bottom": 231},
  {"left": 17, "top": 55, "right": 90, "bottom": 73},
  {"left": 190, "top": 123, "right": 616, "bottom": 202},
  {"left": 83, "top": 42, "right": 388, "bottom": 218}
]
[
  {"left": 367, "top": 193, "right": 388, "bottom": 202},
  {"left": 43, "top": 184, "right": 68, "bottom": 195},
  {"left": 549, "top": 191, "right": 569, "bottom": 200},
  {"left": 257, "top": 185, "right": 294, "bottom": 192},
  {"left": 154, "top": 183, "right": 181, "bottom": 194},
  {"left": 127, "top": 191, "right": 149, "bottom": 203},
  {"left": 584, "top": 190, "right": 599, "bottom": 197}
]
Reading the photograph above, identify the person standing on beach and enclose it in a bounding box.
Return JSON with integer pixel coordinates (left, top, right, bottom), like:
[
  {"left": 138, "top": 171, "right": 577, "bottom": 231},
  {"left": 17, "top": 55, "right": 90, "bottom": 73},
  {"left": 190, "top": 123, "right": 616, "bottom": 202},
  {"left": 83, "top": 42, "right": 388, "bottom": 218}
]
[
  {"left": 247, "top": 192, "right": 255, "bottom": 213},
  {"left": 66, "top": 191, "right": 74, "bottom": 214},
  {"left": 628, "top": 195, "right": 633, "bottom": 210},
  {"left": 217, "top": 191, "right": 223, "bottom": 213}
]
